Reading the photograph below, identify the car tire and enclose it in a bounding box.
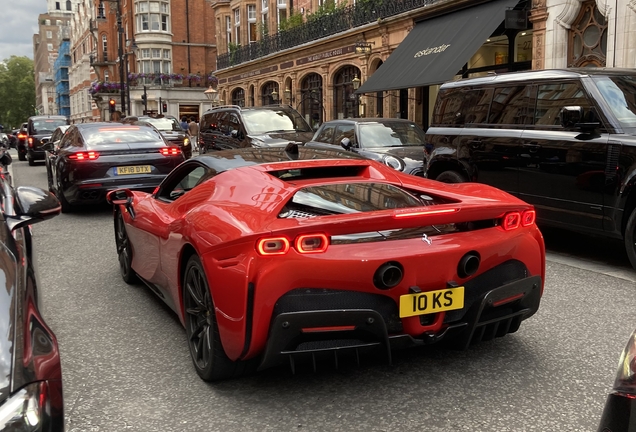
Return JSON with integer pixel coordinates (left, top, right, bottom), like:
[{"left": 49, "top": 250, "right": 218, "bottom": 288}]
[
  {"left": 27, "top": 156, "right": 35, "bottom": 166},
  {"left": 55, "top": 180, "right": 73, "bottom": 213},
  {"left": 435, "top": 170, "right": 467, "bottom": 184},
  {"left": 183, "top": 255, "right": 256, "bottom": 381},
  {"left": 624, "top": 208, "right": 636, "bottom": 270},
  {"left": 115, "top": 211, "right": 139, "bottom": 284}
]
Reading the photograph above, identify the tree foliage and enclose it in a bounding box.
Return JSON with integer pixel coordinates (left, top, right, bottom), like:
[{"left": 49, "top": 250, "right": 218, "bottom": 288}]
[{"left": 0, "top": 56, "right": 36, "bottom": 130}]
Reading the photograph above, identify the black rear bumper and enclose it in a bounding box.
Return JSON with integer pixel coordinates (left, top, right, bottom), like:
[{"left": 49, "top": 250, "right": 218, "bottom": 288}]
[
  {"left": 597, "top": 392, "right": 636, "bottom": 432},
  {"left": 258, "top": 274, "right": 542, "bottom": 371}
]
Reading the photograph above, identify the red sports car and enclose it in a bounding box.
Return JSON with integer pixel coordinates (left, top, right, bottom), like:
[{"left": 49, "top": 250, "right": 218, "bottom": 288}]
[{"left": 107, "top": 147, "right": 545, "bottom": 381}]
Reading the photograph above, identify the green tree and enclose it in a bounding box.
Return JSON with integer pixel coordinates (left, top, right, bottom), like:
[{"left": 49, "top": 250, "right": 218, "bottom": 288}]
[{"left": 0, "top": 56, "right": 36, "bottom": 129}]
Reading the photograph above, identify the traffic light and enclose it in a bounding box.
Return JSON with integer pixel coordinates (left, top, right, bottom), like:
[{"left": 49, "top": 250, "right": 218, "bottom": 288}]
[
  {"left": 162, "top": 102, "right": 167, "bottom": 112},
  {"left": 108, "top": 99, "right": 116, "bottom": 114}
]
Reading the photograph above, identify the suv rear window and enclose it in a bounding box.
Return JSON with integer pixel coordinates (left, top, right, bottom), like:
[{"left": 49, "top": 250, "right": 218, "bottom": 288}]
[
  {"left": 31, "top": 118, "right": 68, "bottom": 134},
  {"left": 242, "top": 109, "right": 313, "bottom": 134}
]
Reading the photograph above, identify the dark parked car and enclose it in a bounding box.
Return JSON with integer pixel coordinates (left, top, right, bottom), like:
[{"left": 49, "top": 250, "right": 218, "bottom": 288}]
[
  {"left": 44, "top": 125, "right": 70, "bottom": 191},
  {"left": 597, "top": 329, "right": 636, "bottom": 432},
  {"left": 198, "top": 104, "right": 314, "bottom": 152},
  {"left": 305, "top": 118, "right": 428, "bottom": 176},
  {"left": 123, "top": 115, "right": 193, "bottom": 158},
  {"left": 16, "top": 123, "right": 27, "bottom": 160},
  {"left": 425, "top": 68, "right": 636, "bottom": 270},
  {"left": 24, "top": 116, "right": 69, "bottom": 166},
  {"left": 0, "top": 165, "right": 63, "bottom": 429},
  {"left": 44, "top": 122, "right": 185, "bottom": 213}
]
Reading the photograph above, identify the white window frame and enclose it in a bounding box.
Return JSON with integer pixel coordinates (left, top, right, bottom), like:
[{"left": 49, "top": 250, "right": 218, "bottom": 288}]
[{"left": 248, "top": 5, "right": 256, "bottom": 20}]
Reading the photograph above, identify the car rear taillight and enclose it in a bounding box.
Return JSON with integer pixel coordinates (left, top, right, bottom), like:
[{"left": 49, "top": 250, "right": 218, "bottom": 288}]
[
  {"left": 257, "top": 237, "right": 290, "bottom": 255},
  {"left": 502, "top": 210, "right": 535, "bottom": 230},
  {"left": 257, "top": 234, "right": 330, "bottom": 256},
  {"left": 28, "top": 137, "right": 34, "bottom": 147},
  {"left": 295, "top": 234, "right": 329, "bottom": 254},
  {"left": 68, "top": 151, "right": 99, "bottom": 160},
  {"left": 17, "top": 133, "right": 26, "bottom": 139},
  {"left": 160, "top": 147, "right": 181, "bottom": 156}
]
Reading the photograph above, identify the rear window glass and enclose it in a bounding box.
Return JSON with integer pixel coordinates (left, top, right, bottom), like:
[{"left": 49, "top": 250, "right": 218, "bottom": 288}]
[
  {"left": 142, "top": 117, "right": 182, "bottom": 131},
  {"left": 82, "top": 126, "right": 163, "bottom": 145},
  {"left": 283, "top": 183, "right": 436, "bottom": 216},
  {"left": 31, "top": 119, "right": 67, "bottom": 134}
]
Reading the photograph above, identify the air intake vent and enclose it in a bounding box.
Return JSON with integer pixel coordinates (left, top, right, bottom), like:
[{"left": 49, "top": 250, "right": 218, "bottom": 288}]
[{"left": 267, "top": 165, "right": 367, "bottom": 181}]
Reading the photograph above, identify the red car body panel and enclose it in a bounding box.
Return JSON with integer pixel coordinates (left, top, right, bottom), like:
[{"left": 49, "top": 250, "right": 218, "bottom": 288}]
[{"left": 118, "top": 156, "right": 545, "bottom": 363}]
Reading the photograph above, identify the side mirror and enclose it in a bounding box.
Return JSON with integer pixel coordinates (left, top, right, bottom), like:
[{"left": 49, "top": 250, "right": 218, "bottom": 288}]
[
  {"left": 341, "top": 137, "right": 352, "bottom": 150},
  {"left": 6, "top": 187, "right": 61, "bottom": 231},
  {"left": 106, "top": 189, "right": 136, "bottom": 219},
  {"left": 560, "top": 106, "right": 583, "bottom": 128},
  {"left": 42, "top": 142, "right": 55, "bottom": 152},
  {"left": 230, "top": 129, "right": 239, "bottom": 138}
]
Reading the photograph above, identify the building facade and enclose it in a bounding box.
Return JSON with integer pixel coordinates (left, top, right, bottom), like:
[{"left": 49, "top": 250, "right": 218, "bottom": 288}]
[
  {"left": 211, "top": 0, "right": 632, "bottom": 130},
  {"left": 87, "top": 0, "right": 218, "bottom": 121}
]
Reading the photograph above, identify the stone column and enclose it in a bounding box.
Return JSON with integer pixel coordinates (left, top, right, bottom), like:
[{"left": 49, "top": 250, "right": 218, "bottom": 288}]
[{"left": 530, "top": 0, "right": 549, "bottom": 70}]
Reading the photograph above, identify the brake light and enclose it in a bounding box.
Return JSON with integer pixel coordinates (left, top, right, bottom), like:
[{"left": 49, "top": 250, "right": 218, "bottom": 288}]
[
  {"left": 521, "top": 209, "right": 536, "bottom": 226},
  {"left": 160, "top": 147, "right": 181, "bottom": 156},
  {"left": 28, "top": 137, "right": 34, "bottom": 147},
  {"left": 69, "top": 151, "right": 99, "bottom": 160},
  {"left": 257, "top": 237, "right": 290, "bottom": 256},
  {"left": 295, "top": 234, "right": 329, "bottom": 254},
  {"left": 502, "top": 212, "right": 521, "bottom": 231},
  {"left": 17, "top": 133, "right": 26, "bottom": 139}
]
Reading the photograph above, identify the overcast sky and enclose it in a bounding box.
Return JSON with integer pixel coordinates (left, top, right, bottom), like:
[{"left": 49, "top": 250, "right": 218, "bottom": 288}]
[{"left": 0, "top": 0, "right": 47, "bottom": 62}]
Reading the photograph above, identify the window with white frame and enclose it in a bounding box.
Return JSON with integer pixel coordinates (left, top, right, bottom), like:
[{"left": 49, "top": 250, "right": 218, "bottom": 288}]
[
  {"left": 140, "top": 48, "right": 150, "bottom": 58},
  {"left": 163, "top": 49, "right": 170, "bottom": 59},
  {"left": 234, "top": 8, "right": 241, "bottom": 45},
  {"left": 139, "top": 48, "right": 171, "bottom": 83},
  {"left": 277, "top": 8, "right": 286, "bottom": 29},
  {"left": 248, "top": 5, "right": 256, "bottom": 42},
  {"left": 226, "top": 16, "right": 231, "bottom": 44},
  {"left": 46, "top": 31, "right": 53, "bottom": 39},
  {"left": 102, "top": 34, "right": 108, "bottom": 60},
  {"left": 136, "top": 1, "right": 170, "bottom": 32},
  {"left": 277, "top": 0, "right": 286, "bottom": 8},
  {"left": 104, "top": 71, "right": 109, "bottom": 82}
]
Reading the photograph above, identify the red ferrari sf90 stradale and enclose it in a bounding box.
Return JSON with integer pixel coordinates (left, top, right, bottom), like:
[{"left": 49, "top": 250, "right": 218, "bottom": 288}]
[{"left": 107, "top": 147, "right": 545, "bottom": 381}]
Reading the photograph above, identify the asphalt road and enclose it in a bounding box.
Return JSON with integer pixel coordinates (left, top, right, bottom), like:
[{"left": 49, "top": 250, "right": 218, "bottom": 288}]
[{"left": 11, "top": 154, "right": 636, "bottom": 432}]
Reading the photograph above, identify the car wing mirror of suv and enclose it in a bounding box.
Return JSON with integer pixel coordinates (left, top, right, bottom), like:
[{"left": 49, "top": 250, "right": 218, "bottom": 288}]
[
  {"left": 341, "top": 137, "right": 352, "bottom": 150},
  {"left": 561, "top": 106, "right": 601, "bottom": 132}
]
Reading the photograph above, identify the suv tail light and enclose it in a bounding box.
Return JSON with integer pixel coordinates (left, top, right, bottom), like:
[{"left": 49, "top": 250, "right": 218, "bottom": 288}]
[
  {"left": 28, "top": 137, "right": 34, "bottom": 147},
  {"left": 17, "top": 133, "right": 26, "bottom": 139},
  {"left": 69, "top": 151, "right": 99, "bottom": 160},
  {"left": 160, "top": 147, "right": 182, "bottom": 156}
]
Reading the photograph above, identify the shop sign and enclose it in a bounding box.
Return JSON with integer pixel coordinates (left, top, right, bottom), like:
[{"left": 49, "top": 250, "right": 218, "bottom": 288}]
[
  {"left": 296, "top": 46, "right": 355, "bottom": 66},
  {"left": 227, "top": 65, "right": 279, "bottom": 83},
  {"left": 505, "top": 10, "right": 528, "bottom": 30}
]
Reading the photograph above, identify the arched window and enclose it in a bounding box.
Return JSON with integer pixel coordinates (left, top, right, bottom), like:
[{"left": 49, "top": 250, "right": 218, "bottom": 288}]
[
  {"left": 232, "top": 88, "right": 245, "bottom": 107},
  {"left": 261, "top": 81, "right": 279, "bottom": 105},
  {"left": 300, "top": 73, "right": 323, "bottom": 128},
  {"left": 102, "top": 34, "right": 108, "bottom": 61},
  {"left": 66, "top": 0, "right": 71, "bottom": 11},
  {"left": 568, "top": 0, "right": 607, "bottom": 67},
  {"left": 333, "top": 65, "right": 361, "bottom": 119}
]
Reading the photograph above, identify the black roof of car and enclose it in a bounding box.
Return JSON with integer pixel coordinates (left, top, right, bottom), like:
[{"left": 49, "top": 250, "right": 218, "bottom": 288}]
[
  {"left": 440, "top": 68, "right": 636, "bottom": 89},
  {"left": 319, "top": 118, "right": 419, "bottom": 125}
]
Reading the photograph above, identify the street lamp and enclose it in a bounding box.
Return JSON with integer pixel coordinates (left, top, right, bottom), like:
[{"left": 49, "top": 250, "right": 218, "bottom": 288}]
[
  {"left": 97, "top": 0, "right": 126, "bottom": 117},
  {"left": 352, "top": 74, "right": 361, "bottom": 90},
  {"left": 284, "top": 87, "right": 292, "bottom": 104},
  {"left": 271, "top": 89, "right": 279, "bottom": 102},
  {"left": 204, "top": 86, "right": 219, "bottom": 107}
]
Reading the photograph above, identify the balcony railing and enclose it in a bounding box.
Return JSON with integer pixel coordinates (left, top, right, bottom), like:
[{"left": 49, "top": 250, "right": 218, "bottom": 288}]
[{"left": 217, "top": 0, "right": 441, "bottom": 69}]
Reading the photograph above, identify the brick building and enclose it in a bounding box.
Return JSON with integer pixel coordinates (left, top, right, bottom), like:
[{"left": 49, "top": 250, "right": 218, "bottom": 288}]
[{"left": 88, "top": 0, "right": 218, "bottom": 121}]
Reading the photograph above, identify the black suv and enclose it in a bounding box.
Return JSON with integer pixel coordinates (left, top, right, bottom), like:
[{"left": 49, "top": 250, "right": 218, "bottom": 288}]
[
  {"left": 24, "top": 115, "right": 69, "bottom": 166},
  {"left": 198, "top": 105, "right": 314, "bottom": 152},
  {"left": 123, "top": 114, "right": 193, "bottom": 158},
  {"left": 425, "top": 68, "right": 636, "bottom": 268}
]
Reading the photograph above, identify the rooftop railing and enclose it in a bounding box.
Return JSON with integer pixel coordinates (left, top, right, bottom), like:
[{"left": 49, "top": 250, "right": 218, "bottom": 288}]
[{"left": 216, "top": 0, "right": 441, "bottom": 70}]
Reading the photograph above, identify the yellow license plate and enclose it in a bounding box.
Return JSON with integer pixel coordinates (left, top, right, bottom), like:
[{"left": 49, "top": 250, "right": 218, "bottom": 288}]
[
  {"left": 115, "top": 165, "right": 152, "bottom": 175},
  {"left": 399, "top": 287, "right": 465, "bottom": 318}
]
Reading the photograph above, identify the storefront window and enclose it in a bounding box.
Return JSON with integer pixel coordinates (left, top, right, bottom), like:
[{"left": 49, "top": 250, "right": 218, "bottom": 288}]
[
  {"left": 300, "top": 73, "right": 323, "bottom": 128},
  {"left": 333, "top": 66, "right": 361, "bottom": 119}
]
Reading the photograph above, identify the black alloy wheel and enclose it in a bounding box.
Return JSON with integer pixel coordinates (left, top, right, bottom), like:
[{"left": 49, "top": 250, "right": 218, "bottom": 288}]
[
  {"left": 624, "top": 208, "right": 636, "bottom": 270},
  {"left": 115, "top": 211, "right": 138, "bottom": 284},
  {"left": 183, "top": 255, "right": 255, "bottom": 381}
]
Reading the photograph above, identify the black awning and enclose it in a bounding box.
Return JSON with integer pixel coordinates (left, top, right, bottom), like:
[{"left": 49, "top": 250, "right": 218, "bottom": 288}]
[{"left": 356, "top": 0, "right": 520, "bottom": 94}]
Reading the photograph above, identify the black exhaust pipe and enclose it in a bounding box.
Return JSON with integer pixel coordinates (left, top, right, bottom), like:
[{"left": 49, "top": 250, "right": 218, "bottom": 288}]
[
  {"left": 458, "top": 252, "right": 480, "bottom": 278},
  {"left": 373, "top": 262, "right": 403, "bottom": 290}
]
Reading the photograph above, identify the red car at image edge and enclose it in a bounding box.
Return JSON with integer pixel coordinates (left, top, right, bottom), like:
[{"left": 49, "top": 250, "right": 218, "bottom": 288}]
[{"left": 107, "top": 147, "right": 545, "bottom": 381}]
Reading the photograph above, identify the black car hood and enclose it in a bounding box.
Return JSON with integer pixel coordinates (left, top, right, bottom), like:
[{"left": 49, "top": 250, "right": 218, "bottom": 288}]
[
  {"left": 0, "top": 242, "right": 16, "bottom": 403},
  {"left": 251, "top": 131, "right": 314, "bottom": 147},
  {"left": 359, "top": 146, "right": 426, "bottom": 174}
]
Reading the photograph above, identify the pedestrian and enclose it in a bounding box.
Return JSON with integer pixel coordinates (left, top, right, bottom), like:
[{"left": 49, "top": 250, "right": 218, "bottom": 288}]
[
  {"left": 180, "top": 116, "right": 188, "bottom": 130},
  {"left": 188, "top": 117, "right": 199, "bottom": 151}
]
